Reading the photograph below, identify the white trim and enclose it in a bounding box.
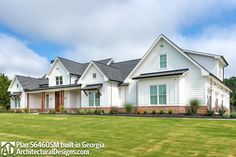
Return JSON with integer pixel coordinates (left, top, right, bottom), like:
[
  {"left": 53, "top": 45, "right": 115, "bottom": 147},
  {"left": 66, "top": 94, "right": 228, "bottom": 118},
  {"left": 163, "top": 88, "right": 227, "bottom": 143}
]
[
  {"left": 7, "top": 76, "right": 23, "bottom": 92},
  {"left": 46, "top": 58, "right": 70, "bottom": 78},
  {"left": 78, "top": 61, "right": 108, "bottom": 82},
  {"left": 124, "top": 34, "right": 209, "bottom": 82}
]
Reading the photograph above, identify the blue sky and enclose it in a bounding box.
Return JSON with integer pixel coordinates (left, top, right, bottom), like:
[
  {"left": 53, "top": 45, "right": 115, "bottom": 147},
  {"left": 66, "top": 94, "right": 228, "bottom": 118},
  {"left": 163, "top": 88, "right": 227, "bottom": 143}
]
[{"left": 0, "top": 0, "right": 236, "bottom": 78}]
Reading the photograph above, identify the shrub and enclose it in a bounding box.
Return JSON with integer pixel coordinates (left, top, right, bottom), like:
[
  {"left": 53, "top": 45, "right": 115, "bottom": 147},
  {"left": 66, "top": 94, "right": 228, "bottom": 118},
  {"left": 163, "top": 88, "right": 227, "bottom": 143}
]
[
  {"left": 152, "top": 110, "right": 156, "bottom": 114},
  {"left": 187, "top": 98, "right": 200, "bottom": 114},
  {"left": 168, "top": 109, "right": 173, "bottom": 114},
  {"left": 10, "top": 110, "right": 15, "bottom": 113},
  {"left": 60, "top": 105, "right": 65, "bottom": 113},
  {"left": 49, "top": 109, "right": 55, "bottom": 114},
  {"left": 159, "top": 109, "right": 164, "bottom": 114},
  {"left": 89, "top": 109, "right": 95, "bottom": 114},
  {"left": 218, "top": 105, "right": 227, "bottom": 116},
  {"left": 24, "top": 108, "right": 29, "bottom": 113},
  {"left": 230, "top": 112, "right": 236, "bottom": 118},
  {"left": 97, "top": 109, "right": 104, "bottom": 115},
  {"left": 0, "top": 106, "right": 7, "bottom": 113},
  {"left": 124, "top": 103, "right": 133, "bottom": 113},
  {"left": 223, "top": 114, "right": 230, "bottom": 119},
  {"left": 15, "top": 109, "right": 23, "bottom": 113},
  {"left": 110, "top": 107, "right": 119, "bottom": 114},
  {"left": 207, "top": 107, "right": 215, "bottom": 116},
  {"left": 79, "top": 109, "right": 87, "bottom": 115},
  {"left": 143, "top": 110, "right": 147, "bottom": 114}
]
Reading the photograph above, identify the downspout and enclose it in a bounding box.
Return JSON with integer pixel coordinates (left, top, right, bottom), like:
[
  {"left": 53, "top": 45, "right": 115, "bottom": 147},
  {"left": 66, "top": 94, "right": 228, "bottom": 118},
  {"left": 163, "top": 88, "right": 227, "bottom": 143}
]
[{"left": 111, "top": 82, "right": 113, "bottom": 107}]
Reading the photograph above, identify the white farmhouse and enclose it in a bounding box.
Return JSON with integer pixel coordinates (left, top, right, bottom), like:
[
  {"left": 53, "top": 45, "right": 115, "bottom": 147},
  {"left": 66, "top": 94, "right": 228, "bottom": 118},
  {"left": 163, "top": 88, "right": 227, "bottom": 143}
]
[{"left": 8, "top": 34, "right": 231, "bottom": 114}]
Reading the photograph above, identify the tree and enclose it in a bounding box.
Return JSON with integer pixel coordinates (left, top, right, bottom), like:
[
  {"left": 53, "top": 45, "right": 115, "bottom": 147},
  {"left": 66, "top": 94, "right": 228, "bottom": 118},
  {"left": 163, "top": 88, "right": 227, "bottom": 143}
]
[
  {"left": 224, "top": 77, "right": 236, "bottom": 110},
  {"left": 0, "top": 73, "right": 11, "bottom": 110}
]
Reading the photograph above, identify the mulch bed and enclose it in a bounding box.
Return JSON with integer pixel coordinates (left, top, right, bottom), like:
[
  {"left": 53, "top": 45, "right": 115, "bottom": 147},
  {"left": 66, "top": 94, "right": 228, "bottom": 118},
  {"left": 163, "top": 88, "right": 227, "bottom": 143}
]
[{"left": 38, "top": 112, "right": 236, "bottom": 119}]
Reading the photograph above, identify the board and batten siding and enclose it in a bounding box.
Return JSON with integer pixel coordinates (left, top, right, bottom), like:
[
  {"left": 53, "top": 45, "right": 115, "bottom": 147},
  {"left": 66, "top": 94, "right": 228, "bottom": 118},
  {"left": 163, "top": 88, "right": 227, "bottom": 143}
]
[
  {"left": 138, "top": 76, "right": 179, "bottom": 105},
  {"left": 126, "top": 38, "right": 206, "bottom": 106},
  {"left": 48, "top": 60, "right": 70, "bottom": 86},
  {"left": 80, "top": 64, "right": 107, "bottom": 107},
  {"left": 29, "top": 93, "right": 41, "bottom": 109}
]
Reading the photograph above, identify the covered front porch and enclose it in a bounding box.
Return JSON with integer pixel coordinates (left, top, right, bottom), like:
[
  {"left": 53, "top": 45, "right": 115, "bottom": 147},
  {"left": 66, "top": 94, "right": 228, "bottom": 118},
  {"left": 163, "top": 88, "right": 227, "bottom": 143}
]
[{"left": 26, "top": 84, "right": 81, "bottom": 112}]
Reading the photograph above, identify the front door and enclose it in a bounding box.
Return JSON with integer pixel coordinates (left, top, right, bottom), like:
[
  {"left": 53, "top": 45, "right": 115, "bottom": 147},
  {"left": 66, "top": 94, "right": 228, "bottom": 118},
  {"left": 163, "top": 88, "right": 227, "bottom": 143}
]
[{"left": 55, "top": 92, "right": 60, "bottom": 112}]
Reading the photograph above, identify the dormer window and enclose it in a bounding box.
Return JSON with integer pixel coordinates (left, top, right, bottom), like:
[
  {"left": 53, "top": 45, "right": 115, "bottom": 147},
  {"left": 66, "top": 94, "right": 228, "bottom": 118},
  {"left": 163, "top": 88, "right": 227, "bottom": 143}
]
[
  {"left": 56, "top": 76, "right": 63, "bottom": 85},
  {"left": 93, "top": 73, "right": 96, "bottom": 79},
  {"left": 160, "top": 54, "right": 167, "bottom": 68}
]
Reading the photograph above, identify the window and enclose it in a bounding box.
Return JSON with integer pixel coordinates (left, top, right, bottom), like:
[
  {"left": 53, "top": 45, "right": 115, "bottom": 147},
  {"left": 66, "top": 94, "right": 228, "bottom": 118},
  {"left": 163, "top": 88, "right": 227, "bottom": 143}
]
[
  {"left": 93, "top": 73, "right": 96, "bottom": 78},
  {"left": 207, "top": 95, "right": 212, "bottom": 107},
  {"left": 46, "top": 94, "right": 49, "bottom": 108},
  {"left": 150, "top": 85, "right": 157, "bottom": 105},
  {"left": 159, "top": 85, "right": 167, "bottom": 104},
  {"left": 150, "top": 85, "right": 167, "bottom": 105},
  {"left": 14, "top": 97, "right": 21, "bottom": 108},
  {"left": 17, "top": 84, "right": 19, "bottom": 88},
  {"left": 56, "top": 76, "right": 63, "bottom": 85},
  {"left": 89, "top": 92, "right": 94, "bottom": 106},
  {"left": 89, "top": 92, "right": 100, "bottom": 107},
  {"left": 160, "top": 54, "right": 167, "bottom": 68},
  {"left": 95, "top": 93, "right": 100, "bottom": 106},
  {"left": 215, "top": 98, "right": 218, "bottom": 109}
]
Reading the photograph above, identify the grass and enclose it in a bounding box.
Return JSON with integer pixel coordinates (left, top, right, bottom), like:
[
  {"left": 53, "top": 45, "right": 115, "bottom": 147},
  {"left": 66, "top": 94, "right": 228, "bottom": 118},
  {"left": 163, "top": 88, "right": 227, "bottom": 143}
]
[{"left": 0, "top": 113, "right": 236, "bottom": 157}]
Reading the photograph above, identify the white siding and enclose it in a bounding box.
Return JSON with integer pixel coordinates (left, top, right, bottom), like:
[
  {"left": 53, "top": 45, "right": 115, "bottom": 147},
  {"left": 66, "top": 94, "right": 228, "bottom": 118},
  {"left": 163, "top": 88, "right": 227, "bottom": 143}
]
[
  {"left": 126, "top": 38, "right": 205, "bottom": 106},
  {"left": 119, "top": 86, "right": 128, "bottom": 107},
  {"left": 70, "top": 90, "right": 81, "bottom": 108},
  {"left": 45, "top": 92, "right": 55, "bottom": 109},
  {"left": 80, "top": 64, "right": 108, "bottom": 107},
  {"left": 205, "top": 78, "right": 230, "bottom": 109},
  {"left": 138, "top": 76, "right": 179, "bottom": 105},
  {"left": 29, "top": 93, "right": 41, "bottom": 109},
  {"left": 47, "top": 60, "right": 70, "bottom": 86}
]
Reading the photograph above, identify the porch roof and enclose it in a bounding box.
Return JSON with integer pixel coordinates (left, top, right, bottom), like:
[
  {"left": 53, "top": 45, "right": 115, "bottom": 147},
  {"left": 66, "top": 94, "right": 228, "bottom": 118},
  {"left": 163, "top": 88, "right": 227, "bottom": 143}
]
[
  {"left": 82, "top": 83, "right": 103, "bottom": 90},
  {"left": 10, "top": 92, "right": 22, "bottom": 96},
  {"left": 25, "top": 84, "right": 81, "bottom": 92},
  {"left": 132, "top": 68, "right": 189, "bottom": 80}
]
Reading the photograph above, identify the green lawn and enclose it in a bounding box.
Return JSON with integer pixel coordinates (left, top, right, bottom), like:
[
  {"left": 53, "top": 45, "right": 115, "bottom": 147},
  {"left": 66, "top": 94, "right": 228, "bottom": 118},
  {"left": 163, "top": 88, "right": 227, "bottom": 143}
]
[{"left": 0, "top": 113, "right": 236, "bottom": 157}]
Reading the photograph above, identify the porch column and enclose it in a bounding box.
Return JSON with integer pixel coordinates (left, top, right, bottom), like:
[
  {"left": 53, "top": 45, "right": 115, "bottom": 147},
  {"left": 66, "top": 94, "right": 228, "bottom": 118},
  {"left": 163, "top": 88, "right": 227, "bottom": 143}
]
[
  {"left": 61, "top": 90, "right": 64, "bottom": 107},
  {"left": 27, "top": 93, "right": 29, "bottom": 110},
  {"left": 41, "top": 92, "right": 46, "bottom": 112}
]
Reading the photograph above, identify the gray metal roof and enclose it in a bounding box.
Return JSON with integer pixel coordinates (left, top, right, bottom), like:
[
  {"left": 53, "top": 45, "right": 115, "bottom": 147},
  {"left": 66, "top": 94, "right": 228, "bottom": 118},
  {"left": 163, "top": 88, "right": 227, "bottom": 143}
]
[
  {"left": 82, "top": 83, "right": 103, "bottom": 90},
  {"left": 57, "top": 57, "right": 85, "bottom": 76},
  {"left": 16, "top": 75, "right": 48, "bottom": 91},
  {"left": 132, "top": 69, "right": 189, "bottom": 79}
]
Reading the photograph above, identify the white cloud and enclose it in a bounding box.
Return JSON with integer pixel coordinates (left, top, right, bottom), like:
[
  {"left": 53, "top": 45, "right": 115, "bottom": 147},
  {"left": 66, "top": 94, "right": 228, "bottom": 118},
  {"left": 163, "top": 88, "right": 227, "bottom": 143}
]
[
  {"left": 0, "top": 33, "right": 49, "bottom": 78},
  {"left": 0, "top": 0, "right": 236, "bottom": 77},
  {"left": 171, "top": 25, "right": 236, "bottom": 78}
]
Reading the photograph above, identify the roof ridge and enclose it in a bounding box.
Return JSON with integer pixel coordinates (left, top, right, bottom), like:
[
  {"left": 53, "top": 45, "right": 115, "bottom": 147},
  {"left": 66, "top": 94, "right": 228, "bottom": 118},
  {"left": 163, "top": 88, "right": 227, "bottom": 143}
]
[
  {"left": 57, "top": 56, "right": 83, "bottom": 65},
  {"left": 113, "top": 58, "right": 141, "bottom": 64},
  {"left": 93, "top": 61, "right": 120, "bottom": 70},
  {"left": 15, "top": 75, "right": 46, "bottom": 80},
  {"left": 183, "top": 49, "right": 221, "bottom": 57}
]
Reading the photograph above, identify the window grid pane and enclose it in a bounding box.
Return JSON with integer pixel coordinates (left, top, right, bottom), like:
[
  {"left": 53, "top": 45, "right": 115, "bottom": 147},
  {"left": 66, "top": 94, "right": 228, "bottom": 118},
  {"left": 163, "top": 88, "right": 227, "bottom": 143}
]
[
  {"left": 95, "top": 93, "right": 100, "bottom": 106},
  {"left": 89, "top": 92, "right": 94, "bottom": 106},
  {"left": 159, "top": 85, "right": 166, "bottom": 104},
  {"left": 150, "top": 85, "right": 158, "bottom": 105},
  {"left": 160, "top": 54, "right": 167, "bottom": 68}
]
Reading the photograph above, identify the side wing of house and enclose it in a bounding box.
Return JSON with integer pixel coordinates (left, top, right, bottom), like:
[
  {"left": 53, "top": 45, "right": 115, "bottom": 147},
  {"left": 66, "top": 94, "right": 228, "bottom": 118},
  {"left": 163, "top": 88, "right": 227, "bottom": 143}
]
[
  {"left": 125, "top": 37, "right": 206, "bottom": 107},
  {"left": 8, "top": 77, "right": 26, "bottom": 109}
]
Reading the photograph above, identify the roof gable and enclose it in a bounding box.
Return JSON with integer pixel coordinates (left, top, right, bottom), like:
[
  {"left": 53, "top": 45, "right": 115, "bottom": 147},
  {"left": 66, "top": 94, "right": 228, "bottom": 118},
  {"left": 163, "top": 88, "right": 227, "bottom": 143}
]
[
  {"left": 10, "top": 75, "right": 48, "bottom": 91},
  {"left": 124, "top": 34, "right": 209, "bottom": 82}
]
